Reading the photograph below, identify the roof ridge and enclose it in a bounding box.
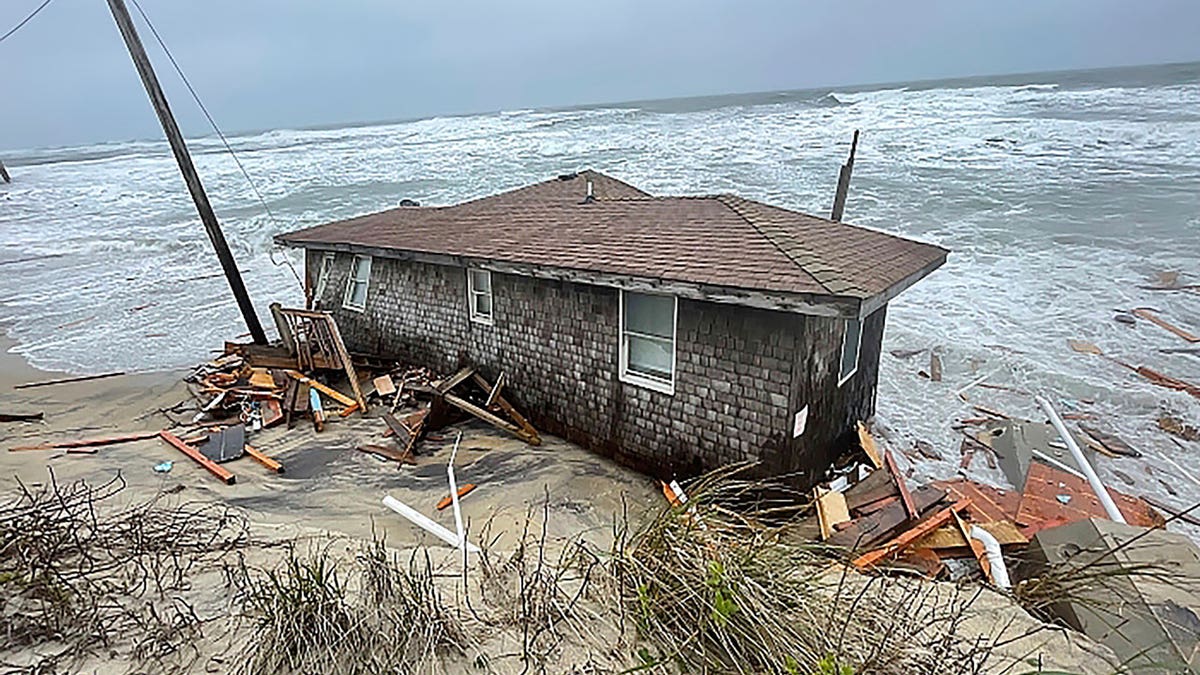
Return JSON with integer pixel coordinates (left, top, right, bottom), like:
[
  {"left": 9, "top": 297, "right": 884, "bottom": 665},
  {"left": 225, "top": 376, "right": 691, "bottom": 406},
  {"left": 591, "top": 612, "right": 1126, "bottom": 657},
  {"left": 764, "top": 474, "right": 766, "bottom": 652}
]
[{"left": 715, "top": 194, "right": 838, "bottom": 296}]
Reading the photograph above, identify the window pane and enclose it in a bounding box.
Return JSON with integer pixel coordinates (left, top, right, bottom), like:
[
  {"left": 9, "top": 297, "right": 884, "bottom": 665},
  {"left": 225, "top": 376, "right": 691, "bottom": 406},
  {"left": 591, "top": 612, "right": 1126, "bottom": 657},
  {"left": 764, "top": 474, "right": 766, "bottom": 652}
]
[
  {"left": 354, "top": 256, "right": 372, "bottom": 283},
  {"left": 350, "top": 280, "right": 368, "bottom": 307},
  {"left": 628, "top": 335, "right": 672, "bottom": 379},
  {"left": 625, "top": 292, "right": 674, "bottom": 338},
  {"left": 470, "top": 269, "right": 491, "bottom": 293},
  {"left": 840, "top": 319, "right": 861, "bottom": 380},
  {"left": 474, "top": 292, "right": 492, "bottom": 316}
]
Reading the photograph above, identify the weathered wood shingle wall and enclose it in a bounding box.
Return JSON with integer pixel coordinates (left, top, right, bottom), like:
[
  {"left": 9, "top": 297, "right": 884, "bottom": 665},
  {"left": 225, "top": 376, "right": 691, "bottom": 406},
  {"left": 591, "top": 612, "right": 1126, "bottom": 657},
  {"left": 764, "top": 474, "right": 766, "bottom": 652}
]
[{"left": 308, "top": 250, "right": 883, "bottom": 489}]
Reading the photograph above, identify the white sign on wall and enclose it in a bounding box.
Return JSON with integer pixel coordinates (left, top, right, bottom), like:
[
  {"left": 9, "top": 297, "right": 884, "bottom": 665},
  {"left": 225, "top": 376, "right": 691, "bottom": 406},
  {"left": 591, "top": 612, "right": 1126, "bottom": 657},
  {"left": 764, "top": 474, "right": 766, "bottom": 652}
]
[{"left": 792, "top": 405, "right": 809, "bottom": 438}]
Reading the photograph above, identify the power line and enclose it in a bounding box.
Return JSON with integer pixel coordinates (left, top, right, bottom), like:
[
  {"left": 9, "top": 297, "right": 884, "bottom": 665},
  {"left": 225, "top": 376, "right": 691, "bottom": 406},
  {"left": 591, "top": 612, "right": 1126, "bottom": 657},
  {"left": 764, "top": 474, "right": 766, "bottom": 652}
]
[
  {"left": 127, "top": 0, "right": 304, "bottom": 292},
  {"left": 0, "top": 0, "right": 53, "bottom": 44}
]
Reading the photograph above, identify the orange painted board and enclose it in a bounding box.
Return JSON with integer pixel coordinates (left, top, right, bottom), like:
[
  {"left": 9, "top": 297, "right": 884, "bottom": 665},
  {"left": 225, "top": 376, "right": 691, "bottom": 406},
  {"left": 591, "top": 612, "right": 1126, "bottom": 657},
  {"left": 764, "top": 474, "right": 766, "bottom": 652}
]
[
  {"left": 436, "top": 483, "right": 476, "bottom": 511},
  {"left": 1014, "top": 462, "right": 1163, "bottom": 535},
  {"left": 244, "top": 444, "right": 284, "bottom": 474},
  {"left": 159, "top": 431, "right": 235, "bottom": 485}
]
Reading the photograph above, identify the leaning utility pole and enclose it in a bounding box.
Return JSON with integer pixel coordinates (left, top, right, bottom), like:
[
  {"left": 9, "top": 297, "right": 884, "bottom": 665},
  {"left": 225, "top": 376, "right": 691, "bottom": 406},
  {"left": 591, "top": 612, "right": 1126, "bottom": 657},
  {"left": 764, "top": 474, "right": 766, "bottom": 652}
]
[
  {"left": 829, "top": 129, "right": 859, "bottom": 223},
  {"left": 105, "top": 0, "right": 267, "bottom": 344}
]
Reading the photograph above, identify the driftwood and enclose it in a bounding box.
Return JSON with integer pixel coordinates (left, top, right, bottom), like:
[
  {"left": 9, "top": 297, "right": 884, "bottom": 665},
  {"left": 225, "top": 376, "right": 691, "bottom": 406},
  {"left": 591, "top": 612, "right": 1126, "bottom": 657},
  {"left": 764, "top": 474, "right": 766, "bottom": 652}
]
[{"left": 14, "top": 371, "right": 125, "bottom": 389}]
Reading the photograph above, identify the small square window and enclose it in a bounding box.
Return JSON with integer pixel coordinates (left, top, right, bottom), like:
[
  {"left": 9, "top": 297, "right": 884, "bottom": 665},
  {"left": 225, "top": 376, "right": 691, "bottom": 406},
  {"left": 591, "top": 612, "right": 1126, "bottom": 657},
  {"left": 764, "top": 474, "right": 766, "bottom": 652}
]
[
  {"left": 467, "top": 268, "right": 493, "bottom": 325},
  {"left": 342, "top": 255, "right": 371, "bottom": 311},
  {"left": 313, "top": 252, "right": 335, "bottom": 308},
  {"left": 620, "top": 290, "right": 676, "bottom": 394},
  {"left": 838, "top": 318, "right": 862, "bottom": 386}
]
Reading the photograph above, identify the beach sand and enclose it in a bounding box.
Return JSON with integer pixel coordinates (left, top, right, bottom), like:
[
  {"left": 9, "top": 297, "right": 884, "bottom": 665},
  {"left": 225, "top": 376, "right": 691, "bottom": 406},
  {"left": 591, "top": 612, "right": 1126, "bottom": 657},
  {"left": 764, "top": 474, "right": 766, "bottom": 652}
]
[{"left": 0, "top": 335, "right": 1125, "bottom": 674}]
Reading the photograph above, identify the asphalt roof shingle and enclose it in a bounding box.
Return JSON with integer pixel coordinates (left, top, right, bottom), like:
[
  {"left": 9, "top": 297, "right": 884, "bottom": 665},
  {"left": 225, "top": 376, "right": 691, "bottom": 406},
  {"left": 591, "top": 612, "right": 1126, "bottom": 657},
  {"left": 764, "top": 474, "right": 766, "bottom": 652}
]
[{"left": 277, "top": 169, "right": 947, "bottom": 301}]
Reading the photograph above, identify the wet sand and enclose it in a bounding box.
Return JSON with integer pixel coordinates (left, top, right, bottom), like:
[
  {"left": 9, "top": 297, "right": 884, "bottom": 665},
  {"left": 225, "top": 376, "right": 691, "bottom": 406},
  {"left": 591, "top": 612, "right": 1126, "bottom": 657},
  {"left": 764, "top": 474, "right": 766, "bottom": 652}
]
[{"left": 0, "top": 334, "right": 657, "bottom": 555}]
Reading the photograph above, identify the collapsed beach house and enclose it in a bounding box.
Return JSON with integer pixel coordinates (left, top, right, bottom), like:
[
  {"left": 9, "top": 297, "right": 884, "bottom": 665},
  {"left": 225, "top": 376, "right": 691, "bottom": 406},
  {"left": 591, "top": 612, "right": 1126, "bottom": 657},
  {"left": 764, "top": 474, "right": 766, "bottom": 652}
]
[{"left": 276, "top": 170, "right": 947, "bottom": 488}]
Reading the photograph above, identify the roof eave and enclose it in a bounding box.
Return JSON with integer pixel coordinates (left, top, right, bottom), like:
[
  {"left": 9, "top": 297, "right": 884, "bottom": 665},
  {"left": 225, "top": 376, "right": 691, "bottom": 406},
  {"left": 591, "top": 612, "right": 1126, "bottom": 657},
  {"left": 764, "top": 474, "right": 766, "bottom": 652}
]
[
  {"left": 279, "top": 238, "right": 862, "bottom": 318},
  {"left": 859, "top": 250, "right": 949, "bottom": 319}
]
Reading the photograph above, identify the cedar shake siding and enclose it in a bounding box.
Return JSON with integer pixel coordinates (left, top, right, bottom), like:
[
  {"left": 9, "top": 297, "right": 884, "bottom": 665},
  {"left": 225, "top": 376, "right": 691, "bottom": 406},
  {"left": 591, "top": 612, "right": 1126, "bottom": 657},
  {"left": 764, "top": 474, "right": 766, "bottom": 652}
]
[{"left": 309, "top": 250, "right": 885, "bottom": 487}]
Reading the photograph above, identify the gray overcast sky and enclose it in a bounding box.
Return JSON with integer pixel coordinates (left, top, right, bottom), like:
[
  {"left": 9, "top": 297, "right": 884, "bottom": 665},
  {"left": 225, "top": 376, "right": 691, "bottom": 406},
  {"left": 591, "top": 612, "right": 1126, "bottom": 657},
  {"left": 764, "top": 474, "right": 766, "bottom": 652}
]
[{"left": 4, "top": 0, "right": 1200, "bottom": 150}]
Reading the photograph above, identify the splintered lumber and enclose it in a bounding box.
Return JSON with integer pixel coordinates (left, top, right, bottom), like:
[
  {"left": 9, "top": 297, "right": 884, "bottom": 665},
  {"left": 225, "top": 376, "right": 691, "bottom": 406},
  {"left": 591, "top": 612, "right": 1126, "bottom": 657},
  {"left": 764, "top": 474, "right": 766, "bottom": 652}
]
[
  {"left": 158, "top": 431, "right": 235, "bottom": 485},
  {"left": 248, "top": 369, "right": 277, "bottom": 390},
  {"left": 358, "top": 444, "right": 415, "bottom": 465},
  {"left": 470, "top": 372, "right": 541, "bottom": 444},
  {"left": 828, "top": 486, "right": 949, "bottom": 551},
  {"left": 1132, "top": 308, "right": 1199, "bottom": 343},
  {"left": 953, "top": 510, "right": 992, "bottom": 582},
  {"left": 435, "top": 367, "right": 476, "bottom": 395},
  {"left": 853, "top": 499, "right": 971, "bottom": 569},
  {"left": 383, "top": 408, "right": 428, "bottom": 457},
  {"left": 286, "top": 370, "right": 356, "bottom": 407},
  {"left": 484, "top": 372, "right": 506, "bottom": 407},
  {"left": 1077, "top": 424, "right": 1141, "bottom": 457},
  {"left": 856, "top": 421, "right": 883, "bottom": 470},
  {"left": 883, "top": 449, "right": 918, "bottom": 520},
  {"left": 9, "top": 430, "right": 160, "bottom": 451},
  {"left": 444, "top": 391, "right": 540, "bottom": 445},
  {"left": 816, "top": 490, "right": 851, "bottom": 540},
  {"left": 323, "top": 317, "right": 367, "bottom": 413},
  {"left": 436, "top": 483, "right": 477, "bottom": 510},
  {"left": 14, "top": 371, "right": 125, "bottom": 390},
  {"left": 929, "top": 352, "right": 943, "bottom": 382},
  {"left": 1134, "top": 365, "right": 1200, "bottom": 399},
  {"left": 915, "top": 520, "right": 1026, "bottom": 550},
  {"left": 244, "top": 444, "right": 284, "bottom": 473},
  {"left": 843, "top": 468, "right": 897, "bottom": 513}
]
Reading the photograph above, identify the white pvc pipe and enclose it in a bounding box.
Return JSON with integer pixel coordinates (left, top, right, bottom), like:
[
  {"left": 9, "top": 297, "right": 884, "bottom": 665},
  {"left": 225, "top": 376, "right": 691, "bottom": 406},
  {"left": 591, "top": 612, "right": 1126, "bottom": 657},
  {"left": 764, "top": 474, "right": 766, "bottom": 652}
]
[
  {"left": 969, "top": 525, "right": 1012, "bottom": 590},
  {"left": 1035, "top": 395, "right": 1126, "bottom": 523},
  {"left": 382, "top": 495, "right": 481, "bottom": 553},
  {"left": 446, "top": 432, "right": 469, "bottom": 553}
]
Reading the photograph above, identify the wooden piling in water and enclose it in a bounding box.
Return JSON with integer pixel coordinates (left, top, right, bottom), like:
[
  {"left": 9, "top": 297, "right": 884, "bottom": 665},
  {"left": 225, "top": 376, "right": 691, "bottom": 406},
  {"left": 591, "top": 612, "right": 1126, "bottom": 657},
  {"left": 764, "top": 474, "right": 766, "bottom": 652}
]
[{"left": 0, "top": 160, "right": 10, "bottom": 184}]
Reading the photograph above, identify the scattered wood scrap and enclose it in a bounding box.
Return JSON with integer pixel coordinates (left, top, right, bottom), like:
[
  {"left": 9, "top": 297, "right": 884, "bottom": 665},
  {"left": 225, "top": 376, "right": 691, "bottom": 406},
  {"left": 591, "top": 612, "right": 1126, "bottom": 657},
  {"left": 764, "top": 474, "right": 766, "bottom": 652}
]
[
  {"left": 13, "top": 371, "right": 125, "bottom": 389},
  {"left": 158, "top": 431, "right": 235, "bottom": 485},
  {"left": 9, "top": 430, "right": 160, "bottom": 452},
  {"left": 0, "top": 411, "right": 43, "bottom": 422},
  {"left": 1076, "top": 424, "right": 1141, "bottom": 458},
  {"left": 1132, "top": 308, "right": 1199, "bottom": 343},
  {"left": 816, "top": 489, "right": 851, "bottom": 540},
  {"left": 1158, "top": 415, "right": 1200, "bottom": 442},
  {"left": 856, "top": 421, "right": 883, "bottom": 470},
  {"left": 358, "top": 443, "right": 415, "bottom": 465},
  {"left": 436, "top": 483, "right": 477, "bottom": 510},
  {"left": 853, "top": 499, "right": 972, "bottom": 569}
]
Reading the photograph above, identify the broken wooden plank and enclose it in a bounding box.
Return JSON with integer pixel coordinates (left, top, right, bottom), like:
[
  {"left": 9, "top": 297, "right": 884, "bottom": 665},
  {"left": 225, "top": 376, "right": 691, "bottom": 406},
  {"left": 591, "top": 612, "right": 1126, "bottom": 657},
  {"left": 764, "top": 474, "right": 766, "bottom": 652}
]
[
  {"left": 285, "top": 370, "right": 356, "bottom": 407},
  {"left": 9, "top": 430, "right": 160, "bottom": 451},
  {"left": 883, "top": 449, "right": 917, "bottom": 520},
  {"left": 828, "top": 486, "right": 949, "bottom": 551},
  {"left": 856, "top": 421, "right": 883, "bottom": 470},
  {"left": 853, "top": 499, "right": 971, "bottom": 569},
  {"left": 383, "top": 408, "right": 429, "bottom": 457},
  {"left": 14, "top": 371, "right": 125, "bottom": 390},
  {"left": 436, "top": 483, "right": 477, "bottom": 510},
  {"left": 1077, "top": 423, "right": 1141, "bottom": 458},
  {"left": 0, "top": 412, "right": 44, "bottom": 423},
  {"left": 358, "top": 443, "right": 415, "bottom": 465},
  {"left": 435, "top": 367, "right": 476, "bottom": 395},
  {"left": 374, "top": 374, "right": 397, "bottom": 397},
  {"left": 158, "top": 431, "right": 235, "bottom": 485},
  {"left": 444, "top": 391, "right": 539, "bottom": 444},
  {"left": 244, "top": 444, "right": 284, "bottom": 473},
  {"left": 323, "top": 316, "right": 367, "bottom": 413},
  {"left": 469, "top": 372, "right": 540, "bottom": 445},
  {"left": 1132, "top": 308, "right": 1199, "bottom": 343},
  {"left": 843, "top": 468, "right": 896, "bottom": 513},
  {"left": 929, "top": 352, "right": 943, "bottom": 382}
]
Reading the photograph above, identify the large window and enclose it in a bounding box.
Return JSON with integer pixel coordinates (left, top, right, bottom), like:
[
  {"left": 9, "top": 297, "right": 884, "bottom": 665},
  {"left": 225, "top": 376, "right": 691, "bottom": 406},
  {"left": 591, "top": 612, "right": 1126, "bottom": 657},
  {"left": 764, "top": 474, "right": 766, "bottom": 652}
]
[
  {"left": 838, "top": 317, "right": 862, "bottom": 386},
  {"left": 467, "top": 268, "right": 493, "bottom": 324},
  {"left": 342, "top": 254, "right": 372, "bottom": 311},
  {"left": 620, "top": 290, "right": 677, "bottom": 394},
  {"left": 312, "top": 252, "right": 335, "bottom": 307}
]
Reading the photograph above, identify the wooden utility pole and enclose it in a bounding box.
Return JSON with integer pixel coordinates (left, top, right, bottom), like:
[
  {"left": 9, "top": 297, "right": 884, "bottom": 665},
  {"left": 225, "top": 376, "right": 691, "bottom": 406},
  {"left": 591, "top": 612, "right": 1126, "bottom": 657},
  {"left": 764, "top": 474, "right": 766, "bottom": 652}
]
[
  {"left": 0, "top": 160, "right": 10, "bottom": 184},
  {"left": 105, "top": 0, "right": 267, "bottom": 344},
  {"left": 830, "top": 129, "right": 859, "bottom": 223}
]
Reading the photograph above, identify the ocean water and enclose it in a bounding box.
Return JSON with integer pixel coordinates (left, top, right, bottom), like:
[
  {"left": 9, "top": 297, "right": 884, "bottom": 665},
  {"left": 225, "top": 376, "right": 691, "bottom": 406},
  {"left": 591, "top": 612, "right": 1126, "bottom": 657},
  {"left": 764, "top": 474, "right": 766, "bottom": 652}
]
[{"left": 2, "top": 62, "right": 1199, "bottom": 521}]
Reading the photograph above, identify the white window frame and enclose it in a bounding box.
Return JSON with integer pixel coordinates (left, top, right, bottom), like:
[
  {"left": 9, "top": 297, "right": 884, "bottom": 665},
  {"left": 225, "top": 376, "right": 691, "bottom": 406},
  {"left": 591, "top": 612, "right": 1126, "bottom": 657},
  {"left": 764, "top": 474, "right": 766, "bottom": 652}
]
[
  {"left": 618, "top": 290, "right": 677, "bottom": 395},
  {"left": 837, "top": 317, "right": 862, "bottom": 387},
  {"left": 312, "top": 252, "right": 335, "bottom": 307},
  {"left": 466, "top": 268, "right": 494, "bottom": 325},
  {"left": 341, "top": 254, "right": 372, "bottom": 312}
]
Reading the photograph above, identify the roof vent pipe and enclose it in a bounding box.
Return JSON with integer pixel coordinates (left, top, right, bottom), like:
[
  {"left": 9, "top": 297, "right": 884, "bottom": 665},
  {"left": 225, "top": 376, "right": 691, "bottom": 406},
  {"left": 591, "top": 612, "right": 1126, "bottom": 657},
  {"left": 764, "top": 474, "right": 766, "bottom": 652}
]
[{"left": 583, "top": 179, "right": 595, "bottom": 203}]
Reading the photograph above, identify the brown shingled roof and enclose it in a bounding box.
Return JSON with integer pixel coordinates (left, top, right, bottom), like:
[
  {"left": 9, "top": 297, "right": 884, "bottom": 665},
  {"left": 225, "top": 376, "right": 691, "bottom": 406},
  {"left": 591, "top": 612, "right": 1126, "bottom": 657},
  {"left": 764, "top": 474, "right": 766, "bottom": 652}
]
[{"left": 277, "top": 169, "right": 946, "bottom": 302}]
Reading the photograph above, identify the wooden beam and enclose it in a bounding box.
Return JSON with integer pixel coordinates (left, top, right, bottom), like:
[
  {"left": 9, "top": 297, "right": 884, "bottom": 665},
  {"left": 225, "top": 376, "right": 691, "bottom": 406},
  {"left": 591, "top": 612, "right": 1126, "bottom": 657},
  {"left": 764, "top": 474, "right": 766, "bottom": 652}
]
[
  {"left": 434, "top": 366, "right": 476, "bottom": 395},
  {"left": 158, "top": 431, "right": 235, "bottom": 485},
  {"left": 322, "top": 314, "right": 367, "bottom": 413},
  {"left": 485, "top": 371, "right": 506, "bottom": 408},
  {"left": 10, "top": 430, "right": 161, "bottom": 451},
  {"left": 443, "top": 391, "right": 538, "bottom": 444},
  {"left": 14, "top": 371, "right": 125, "bottom": 390},
  {"left": 470, "top": 373, "right": 540, "bottom": 445},
  {"left": 285, "top": 370, "right": 356, "bottom": 407},
  {"left": 884, "top": 449, "right": 918, "bottom": 521},
  {"left": 244, "top": 444, "right": 284, "bottom": 474}
]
